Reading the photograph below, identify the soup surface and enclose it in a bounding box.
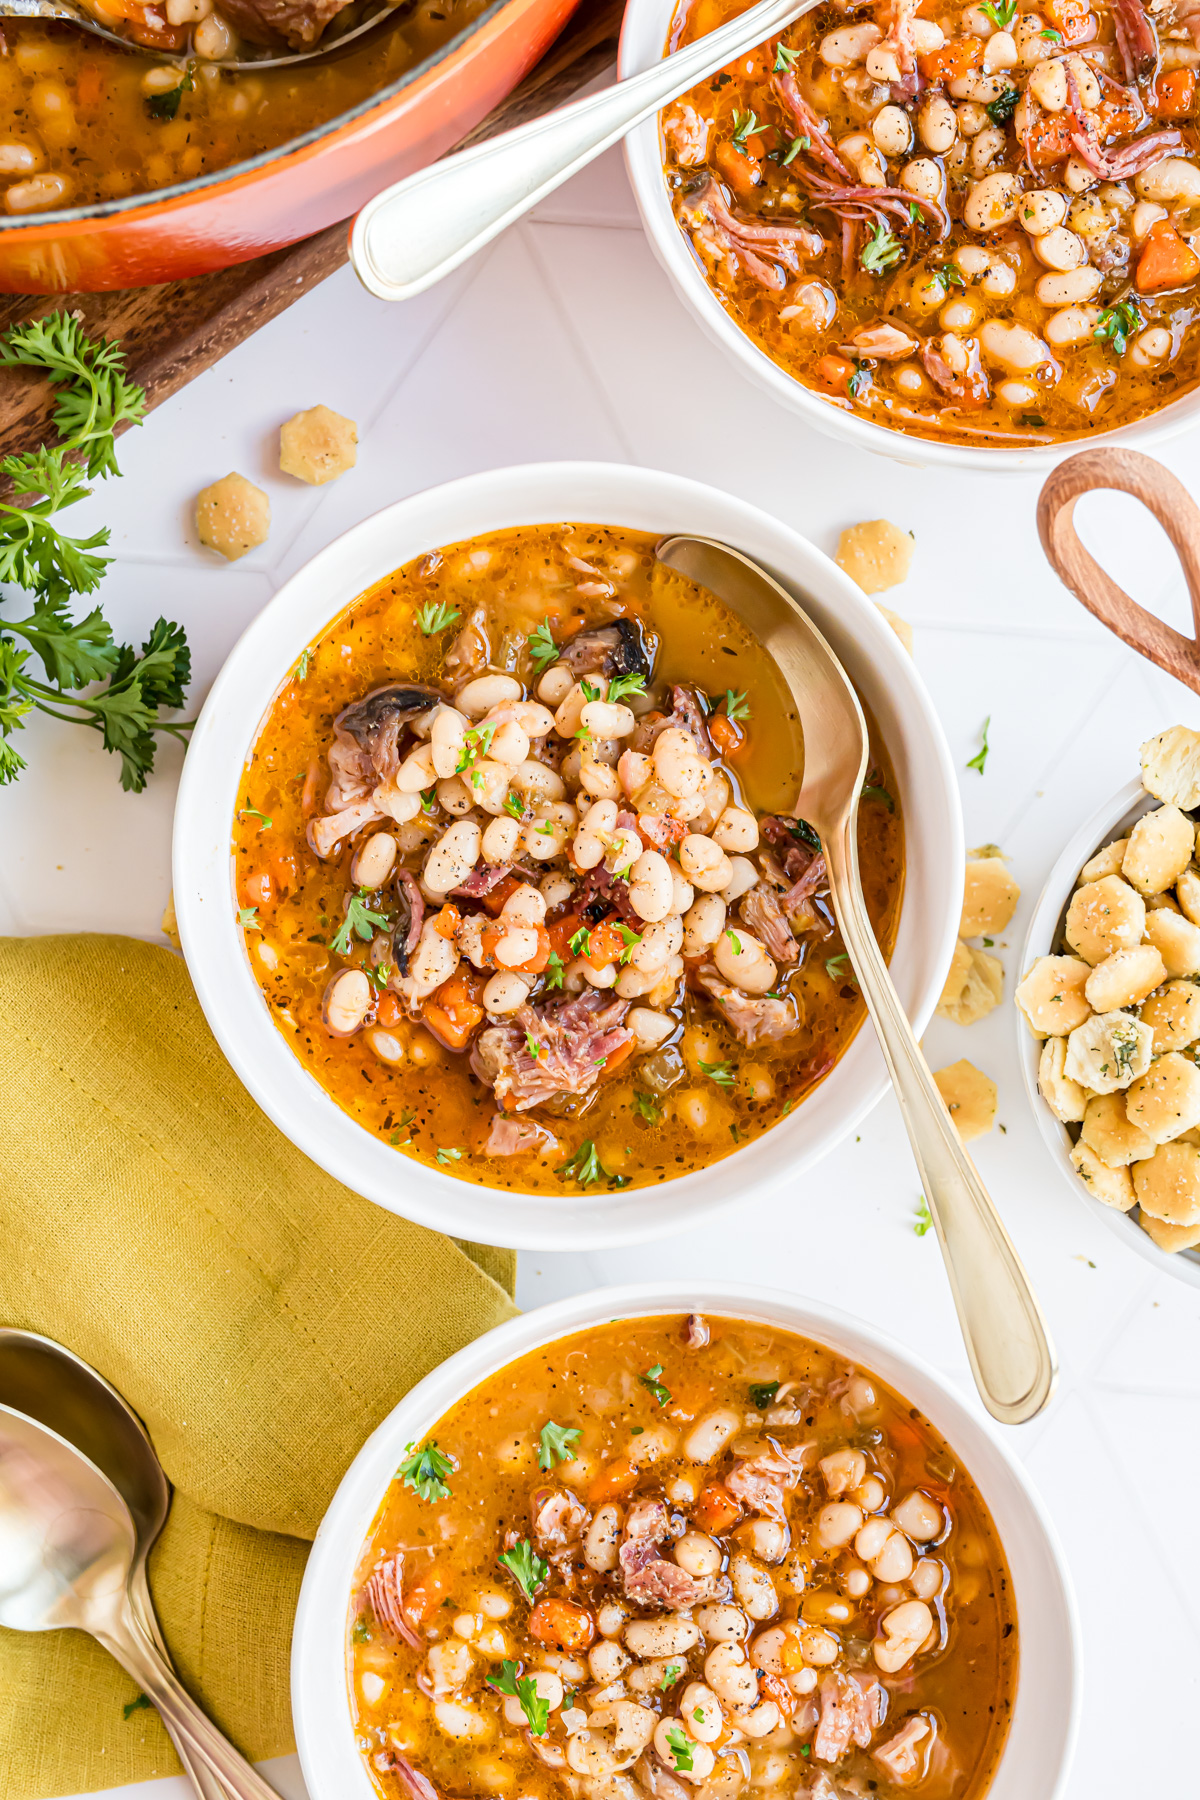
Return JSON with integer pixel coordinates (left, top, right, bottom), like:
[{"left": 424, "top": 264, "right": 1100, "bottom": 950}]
[
  {"left": 663, "top": 0, "right": 1200, "bottom": 447},
  {"left": 0, "top": 4, "right": 489, "bottom": 214},
  {"left": 349, "top": 1313, "right": 1018, "bottom": 1800},
  {"left": 232, "top": 525, "right": 903, "bottom": 1195}
]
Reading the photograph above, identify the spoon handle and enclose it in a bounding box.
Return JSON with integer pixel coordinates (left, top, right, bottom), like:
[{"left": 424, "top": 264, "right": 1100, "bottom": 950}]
[
  {"left": 130, "top": 1566, "right": 231, "bottom": 1800},
  {"left": 349, "top": 0, "right": 818, "bottom": 300},
  {"left": 823, "top": 817, "right": 1057, "bottom": 1425},
  {"left": 95, "top": 1607, "right": 286, "bottom": 1800}
]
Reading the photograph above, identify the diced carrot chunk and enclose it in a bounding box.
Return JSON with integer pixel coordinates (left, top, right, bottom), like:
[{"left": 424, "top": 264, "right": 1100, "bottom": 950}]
[
  {"left": 597, "top": 1037, "right": 635, "bottom": 1077},
  {"left": 917, "top": 34, "right": 982, "bottom": 81},
  {"left": 1136, "top": 220, "right": 1200, "bottom": 292},
  {"left": 583, "top": 917, "right": 630, "bottom": 971},
  {"left": 1154, "top": 68, "right": 1195, "bottom": 118},
  {"left": 529, "top": 1597, "right": 596, "bottom": 1650},
  {"left": 709, "top": 713, "right": 744, "bottom": 758},
  {"left": 406, "top": 1562, "right": 451, "bottom": 1623},
  {"left": 815, "top": 354, "right": 854, "bottom": 395},
  {"left": 1025, "top": 114, "right": 1073, "bottom": 167},
  {"left": 421, "top": 967, "right": 485, "bottom": 1051},
  {"left": 714, "top": 140, "right": 762, "bottom": 199},
  {"left": 75, "top": 64, "right": 104, "bottom": 106},
  {"left": 433, "top": 903, "right": 461, "bottom": 939},
  {"left": 1044, "top": 0, "right": 1095, "bottom": 41},
  {"left": 588, "top": 1456, "right": 640, "bottom": 1502},
  {"left": 376, "top": 994, "right": 402, "bottom": 1028},
  {"left": 692, "top": 1481, "right": 743, "bottom": 1533}
]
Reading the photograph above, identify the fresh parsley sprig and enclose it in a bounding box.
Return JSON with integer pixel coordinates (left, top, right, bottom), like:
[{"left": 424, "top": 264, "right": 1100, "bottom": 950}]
[
  {"left": 488, "top": 1660, "right": 551, "bottom": 1735},
  {"left": 397, "top": 1440, "right": 454, "bottom": 1502},
  {"left": 639, "top": 1363, "right": 671, "bottom": 1406},
  {"left": 331, "top": 888, "right": 391, "bottom": 957},
  {"left": 538, "top": 1421, "right": 581, "bottom": 1471},
  {"left": 498, "top": 1538, "right": 549, "bottom": 1604}
]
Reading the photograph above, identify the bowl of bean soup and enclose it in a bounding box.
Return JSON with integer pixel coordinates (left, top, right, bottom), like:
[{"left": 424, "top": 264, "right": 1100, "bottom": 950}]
[
  {"left": 172, "top": 462, "right": 960, "bottom": 1248},
  {"left": 290, "top": 1283, "right": 1080, "bottom": 1800},
  {"left": 622, "top": 0, "right": 1200, "bottom": 469}
]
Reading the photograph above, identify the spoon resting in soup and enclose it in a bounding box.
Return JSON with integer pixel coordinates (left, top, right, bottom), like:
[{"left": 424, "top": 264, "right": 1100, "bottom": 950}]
[
  {"left": 232, "top": 525, "right": 903, "bottom": 1193},
  {"left": 348, "top": 1312, "right": 1018, "bottom": 1800}
]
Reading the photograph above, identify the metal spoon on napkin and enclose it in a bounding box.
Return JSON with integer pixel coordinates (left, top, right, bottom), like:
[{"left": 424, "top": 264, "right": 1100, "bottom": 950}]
[
  {"left": 0, "top": 1404, "right": 285, "bottom": 1800},
  {"left": 655, "top": 534, "right": 1057, "bottom": 1426},
  {"left": 351, "top": 0, "right": 822, "bottom": 300},
  {"left": 0, "top": 1330, "right": 226, "bottom": 1800}
]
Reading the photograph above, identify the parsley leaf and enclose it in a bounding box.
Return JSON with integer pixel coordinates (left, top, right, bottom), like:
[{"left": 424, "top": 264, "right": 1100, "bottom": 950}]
[
  {"left": 606, "top": 670, "right": 647, "bottom": 706},
  {"left": 123, "top": 1693, "right": 152, "bottom": 1720},
  {"left": 724, "top": 929, "right": 744, "bottom": 956},
  {"left": 0, "top": 312, "right": 146, "bottom": 480},
  {"left": 782, "top": 133, "right": 810, "bottom": 165},
  {"left": 555, "top": 1139, "right": 628, "bottom": 1188},
  {"left": 526, "top": 619, "right": 559, "bottom": 672},
  {"left": 1040, "top": 23, "right": 1062, "bottom": 38},
  {"left": 660, "top": 1662, "right": 684, "bottom": 1689},
  {"left": 538, "top": 1421, "right": 581, "bottom": 1471},
  {"left": 861, "top": 222, "right": 903, "bottom": 276},
  {"left": 498, "top": 1538, "right": 549, "bottom": 1604},
  {"left": 633, "top": 1090, "right": 661, "bottom": 1125},
  {"left": 847, "top": 367, "right": 870, "bottom": 400},
  {"left": 773, "top": 41, "right": 799, "bottom": 71},
  {"left": 913, "top": 1195, "right": 933, "bottom": 1237},
  {"left": 436, "top": 1146, "right": 464, "bottom": 1166},
  {"left": 986, "top": 86, "right": 1019, "bottom": 125},
  {"left": 640, "top": 1363, "right": 671, "bottom": 1406},
  {"left": 980, "top": 0, "right": 1016, "bottom": 24},
  {"left": 525, "top": 1029, "right": 547, "bottom": 1061},
  {"left": 416, "top": 599, "right": 461, "bottom": 636},
  {"left": 1094, "top": 298, "right": 1142, "bottom": 358},
  {"left": 665, "top": 1726, "right": 694, "bottom": 1772},
  {"left": 504, "top": 791, "right": 528, "bottom": 820},
  {"left": 456, "top": 720, "right": 497, "bottom": 773},
  {"left": 861, "top": 782, "right": 895, "bottom": 812},
  {"left": 239, "top": 806, "right": 272, "bottom": 830},
  {"left": 398, "top": 1440, "right": 454, "bottom": 1501},
  {"left": 569, "top": 926, "right": 593, "bottom": 958},
  {"left": 488, "top": 1660, "right": 551, "bottom": 1735},
  {"left": 825, "top": 953, "right": 853, "bottom": 982},
  {"left": 724, "top": 689, "right": 751, "bottom": 722},
  {"left": 618, "top": 924, "right": 642, "bottom": 964},
  {"left": 699, "top": 1060, "right": 736, "bottom": 1088},
  {"left": 966, "top": 716, "right": 991, "bottom": 775},
  {"left": 543, "top": 950, "right": 566, "bottom": 991},
  {"left": 236, "top": 906, "right": 260, "bottom": 930},
  {"left": 331, "top": 888, "right": 390, "bottom": 956},
  {"left": 730, "top": 109, "right": 763, "bottom": 154},
  {"left": 748, "top": 1380, "right": 780, "bottom": 1408},
  {"left": 145, "top": 63, "right": 194, "bottom": 120}
]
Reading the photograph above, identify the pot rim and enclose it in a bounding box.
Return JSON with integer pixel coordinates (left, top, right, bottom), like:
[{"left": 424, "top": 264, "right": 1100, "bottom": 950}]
[
  {"left": 0, "top": 0, "right": 522, "bottom": 236},
  {"left": 290, "top": 1280, "right": 1082, "bottom": 1800}
]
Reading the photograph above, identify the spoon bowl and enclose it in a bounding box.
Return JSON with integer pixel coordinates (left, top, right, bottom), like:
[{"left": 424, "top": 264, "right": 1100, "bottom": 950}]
[
  {"left": 656, "top": 534, "right": 1057, "bottom": 1426},
  {"left": 0, "top": 0, "right": 400, "bottom": 70}
]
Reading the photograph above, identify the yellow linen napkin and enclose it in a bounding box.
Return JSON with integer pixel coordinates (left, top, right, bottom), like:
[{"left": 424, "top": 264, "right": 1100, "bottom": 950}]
[{"left": 0, "top": 933, "right": 518, "bottom": 1799}]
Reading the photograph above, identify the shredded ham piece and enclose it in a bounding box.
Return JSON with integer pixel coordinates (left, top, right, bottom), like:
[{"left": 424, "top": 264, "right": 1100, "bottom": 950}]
[
  {"left": 365, "top": 1554, "right": 421, "bottom": 1649},
  {"left": 619, "top": 1499, "right": 711, "bottom": 1607},
  {"left": 1066, "top": 62, "right": 1181, "bottom": 175},
  {"left": 920, "top": 336, "right": 991, "bottom": 408},
  {"left": 813, "top": 1671, "right": 886, "bottom": 1763},
  {"left": 1111, "top": 0, "right": 1159, "bottom": 84},
  {"left": 680, "top": 178, "right": 824, "bottom": 291},
  {"left": 773, "top": 72, "right": 855, "bottom": 178}
]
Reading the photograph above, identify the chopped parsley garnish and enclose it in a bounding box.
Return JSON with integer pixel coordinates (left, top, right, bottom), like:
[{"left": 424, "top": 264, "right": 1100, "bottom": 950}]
[
  {"left": 352, "top": 1617, "right": 371, "bottom": 1643},
  {"left": 640, "top": 1363, "right": 671, "bottom": 1406},
  {"left": 861, "top": 222, "right": 903, "bottom": 276},
  {"left": 543, "top": 950, "right": 566, "bottom": 991},
  {"left": 661, "top": 1661, "right": 684, "bottom": 1689},
  {"left": 749, "top": 1380, "right": 780, "bottom": 1408},
  {"left": 436, "top": 1146, "right": 464, "bottom": 1166},
  {"left": 569, "top": 926, "right": 593, "bottom": 957},
  {"left": 239, "top": 806, "right": 272, "bottom": 830},
  {"left": 861, "top": 782, "right": 895, "bottom": 812},
  {"left": 556, "top": 1139, "right": 628, "bottom": 1188},
  {"left": 580, "top": 677, "right": 603, "bottom": 704},
  {"left": 1112, "top": 1023, "right": 1139, "bottom": 1077},
  {"left": 724, "top": 929, "right": 744, "bottom": 955},
  {"left": 498, "top": 1539, "right": 549, "bottom": 1604},
  {"left": 913, "top": 1195, "right": 933, "bottom": 1238},
  {"left": 123, "top": 1693, "right": 153, "bottom": 1719},
  {"left": 788, "top": 818, "right": 821, "bottom": 851},
  {"left": 488, "top": 1660, "right": 551, "bottom": 1735},
  {"left": 848, "top": 367, "right": 870, "bottom": 400},
  {"left": 825, "top": 953, "right": 852, "bottom": 982},
  {"left": 724, "top": 688, "right": 751, "bottom": 722},
  {"left": 773, "top": 41, "right": 799, "bottom": 71},
  {"left": 618, "top": 924, "right": 642, "bottom": 964},
  {"left": 526, "top": 619, "right": 559, "bottom": 671},
  {"left": 980, "top": 0, "right": 1017, "bottom": 24},
  {"left": 504, "top": 791, "right": 528, "bottom": 820},
  {"left": 237, "top": 906, "right": 260, "bottom": 930},
  {"left": 331, "top": 888, "right": 390, "bottom": 956},
  {"left": 538, "top": 1421, "right": 581, "bottom": 1470},
  {"left": 1019, "top": 413, "right": 1046, "bottom": 428},
  {"left": 699, "top": 1060, "right": 736, "bottom": 1088},
  {"left": 398, "top": 1440, "right": 454, "bottom": 1502},
  {"left": 1040, "top": 24, "right": 1062, "bottom": 39},
  {"left": 416, "top": 599, "right": 461, "bottom": 636},
  {"left": 665, "top": 1726, "right": 695, "bottom": 1773},
  {"left": 295, "top": 649, "right": 310, "bottom": 682},
  {"left": 730, "top": 109, "right": 763, "bottom": 154},
  {"left": 943, "top": 264, "right": 966, "bottom": 289},
  {"left": 966, "top": 716, "right": 991, "bottom": 775},
  {"left": 986, "top": 86, "right": 1019, "bottom": 125},
  {"left": 781, "top": 133, "right": 810, "bottom": 165},
  {"left": 456, "top": 720, "right": 497, "bottom": 772},
  {"left": 633, "top": 1090, "right": 662, "bottom": 1125},
  {"left": 365, "top": 963, "right": 393, "bottom": 994},
  {"left": 607, "top": 671, "right": 647, "bottom": 705},
  {"left": 1094, "top": 298, "right": 1142, "bottom": 358},
  {"left": 525, "top": 1030, "right": 547, "bottom": 1061}
]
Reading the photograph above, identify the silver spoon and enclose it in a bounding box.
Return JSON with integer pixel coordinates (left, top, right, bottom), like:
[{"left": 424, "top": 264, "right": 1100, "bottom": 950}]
[
  {"left": 655, "top": 535, "right": 1058, "bottom": 1426},
  {"left": 0, "top": 1404, "right": 286, "bottom": 1800},
  {"left": 350, "top": 0, "right": 820, "bottom": 300},
  {"left": 0, "top": 0, "right": 399, "bottom": 71},
  {"left": 0, "top": 1330, "right": 226, "bottom": 1800}
]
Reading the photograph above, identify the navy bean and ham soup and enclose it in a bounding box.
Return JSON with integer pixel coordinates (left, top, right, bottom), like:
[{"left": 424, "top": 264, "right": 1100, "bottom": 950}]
[
  {"left": 662, "top": 0, "right": 1200, "bottom": 447},
  {"left": 348, "top": 1314, "right": 1018, "bottom": 1800},
  {"left": 232, "top": 525, "right": 903, "bottom": 1194}
]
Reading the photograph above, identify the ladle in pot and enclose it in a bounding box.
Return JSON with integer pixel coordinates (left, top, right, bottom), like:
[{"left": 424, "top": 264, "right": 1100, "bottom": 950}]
[{"left": 0, "top": 0, "right": 400, "bottom": 71}]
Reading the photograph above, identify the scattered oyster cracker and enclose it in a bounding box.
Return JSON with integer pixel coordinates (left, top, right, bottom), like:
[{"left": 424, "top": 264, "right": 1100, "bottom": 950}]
[
  {"left": 1140, "top": 724, "right": 1200, "bottom": 810},
  {"left": 936, "top": 847, "right": 1020, "bottom": 1025},
  {"left": 932, "top": 1059, "right": 997, "bottom": 1141},
  {"left": 836, "top": 520, "right": 915, "bottom": 651},
  {"left": 280, "top": 405, "right": 358, "bottom": 486},
  {"left": 196, "top": 472, "right": 270, "bottom": 562}
]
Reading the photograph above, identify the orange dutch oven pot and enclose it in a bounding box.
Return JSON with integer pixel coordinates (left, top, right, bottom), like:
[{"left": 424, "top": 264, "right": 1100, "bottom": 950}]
[{"left": 0, "top": 0, "right": 581, "bottom": 294}]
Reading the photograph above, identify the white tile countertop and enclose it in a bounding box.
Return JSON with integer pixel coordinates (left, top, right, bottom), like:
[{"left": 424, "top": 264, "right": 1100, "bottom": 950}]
[{"left": 5, "top": 141, "right": 1200, "bottom": 1800}]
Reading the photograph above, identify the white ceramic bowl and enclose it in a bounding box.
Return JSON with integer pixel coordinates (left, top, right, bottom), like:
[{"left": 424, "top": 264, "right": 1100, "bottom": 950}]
[
  {"left": 1018, "top": 777, "right": 1200, "bottom": 1288},
  {"left": 291, "top": 1281, "right": 1080, "bottom": 1800},
  {"left": 618, "top": 0, "right": 1200, "bottom": 474},
  {"left": 173, "top": 461, "right": 961, "bottom": 1250}
]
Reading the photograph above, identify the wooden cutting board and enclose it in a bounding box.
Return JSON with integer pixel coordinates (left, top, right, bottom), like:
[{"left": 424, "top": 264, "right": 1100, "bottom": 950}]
[{"left": 0, "top": 0, "right": 623, "bottom": 462}]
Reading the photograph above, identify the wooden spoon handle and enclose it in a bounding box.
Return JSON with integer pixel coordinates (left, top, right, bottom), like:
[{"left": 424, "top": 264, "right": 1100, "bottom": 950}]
[{"left": 1036, "top": 445, "right": 1200, "bottom": 695}]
